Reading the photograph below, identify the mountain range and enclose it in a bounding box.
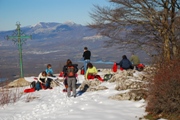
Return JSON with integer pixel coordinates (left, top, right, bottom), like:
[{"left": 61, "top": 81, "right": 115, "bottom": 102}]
[{"left": 0, "top": 22, "right": 149, "bottom": 80}]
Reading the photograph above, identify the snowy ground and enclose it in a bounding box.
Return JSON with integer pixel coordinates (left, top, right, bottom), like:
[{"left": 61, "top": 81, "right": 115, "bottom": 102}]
[{"left": 0, "top": 72, "right": 146, "bottom": 120}]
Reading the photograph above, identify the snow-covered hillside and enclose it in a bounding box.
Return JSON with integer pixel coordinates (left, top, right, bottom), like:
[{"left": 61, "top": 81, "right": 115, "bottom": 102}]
[{"left": 0, "top": 70, "right": 147, "bottom": 120}]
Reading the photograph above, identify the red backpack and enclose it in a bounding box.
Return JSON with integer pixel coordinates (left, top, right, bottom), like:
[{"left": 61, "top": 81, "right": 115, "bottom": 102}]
[
  {"left": 137, "top": 63, "right": 145, "bottom": 71},
  {"left": 59, "top": 71, "right": 64, "bottom": 77},
  {"left": 80, "top": 66, "right": 84, "bottom": 75},
  {"left": 112, "top": 62, "right": 117, "bottom": 72}
]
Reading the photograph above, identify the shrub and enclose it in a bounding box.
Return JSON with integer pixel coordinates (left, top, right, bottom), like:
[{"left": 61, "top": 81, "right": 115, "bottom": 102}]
[
  {"left": 0, "top": 86, "right": 23, "bottom": 106},
  {"left": 146, "top": 59, "right": 180, "bottom": 120}
]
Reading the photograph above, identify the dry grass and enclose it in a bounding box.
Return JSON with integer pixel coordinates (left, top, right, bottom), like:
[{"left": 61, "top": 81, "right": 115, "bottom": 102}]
[
  {"left": 0, "top": 86, "right": 23, "bottom": 106},
  {"left": 0, "top": 78, "right": 32, "bottom": 106}
]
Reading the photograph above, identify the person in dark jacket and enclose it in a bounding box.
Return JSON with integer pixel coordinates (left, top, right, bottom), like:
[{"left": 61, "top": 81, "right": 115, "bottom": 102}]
[
  {"left": 63, "top": 59, "right": 78, "bottom": 97},
  {"left": 116, "top": 55, "right": 134, "bottom": 70},
  {"left": 82, "top": 47, "right": 91, "bottom": 74}
]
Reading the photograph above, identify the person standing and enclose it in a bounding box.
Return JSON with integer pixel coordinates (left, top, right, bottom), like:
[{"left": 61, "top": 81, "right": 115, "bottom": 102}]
[
  {"left": 82, "top": 47, "right": 91, "bottom": 74},
  {"left": 63, "top": 59, "right": 78, "bottom": 97}
]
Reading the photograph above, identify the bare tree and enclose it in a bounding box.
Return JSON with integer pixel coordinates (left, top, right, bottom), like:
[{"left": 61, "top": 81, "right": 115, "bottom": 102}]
[{"left": 89, "top": 0, "right": 180, "bottom": 61}]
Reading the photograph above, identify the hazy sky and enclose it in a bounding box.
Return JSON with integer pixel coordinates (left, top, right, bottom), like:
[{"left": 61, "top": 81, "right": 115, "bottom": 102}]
[{"left": 0, "top": 0, "right": 109, "bottom": 31}]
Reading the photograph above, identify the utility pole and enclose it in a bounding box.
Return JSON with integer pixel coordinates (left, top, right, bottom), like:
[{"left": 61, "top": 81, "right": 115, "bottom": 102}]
[{"left": 6, "top": 22, "right": 32, "bottom": 78}]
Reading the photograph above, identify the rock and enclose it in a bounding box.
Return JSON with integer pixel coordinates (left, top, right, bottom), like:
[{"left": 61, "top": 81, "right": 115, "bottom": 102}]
[
  {"left": 109, "top": 89, "right": 148, "bottom": 101},
  {"left": 79, "top": 80, "right": 104, "bottom": 92},
  {"left": 87, "top": 86, "right": 108, "bottom": 92},
  {"left": 7, "top": 78, "right": 30, "bottom": 88}
]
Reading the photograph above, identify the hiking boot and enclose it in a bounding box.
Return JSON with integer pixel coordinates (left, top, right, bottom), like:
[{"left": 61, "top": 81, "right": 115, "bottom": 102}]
[
  {"left": 69, "top": 95, "right": 76, "bottom": 98},
  {"left": 63, "top": 89, "right": 67, "bottom": 92},
  {"left": 72, "top": 94, "right": 76, "bottom": 98}
]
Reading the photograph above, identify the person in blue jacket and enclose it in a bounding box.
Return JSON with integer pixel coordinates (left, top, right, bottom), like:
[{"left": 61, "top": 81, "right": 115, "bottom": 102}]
[
  {"left": 45, "top": 64, "right": 54, "bottom": 88},
  {"left": 116, "top": 55, "right": 134, "bottom": 70},
  {"left": 45, "top": 64, "right": 54, "bottom": 77}
]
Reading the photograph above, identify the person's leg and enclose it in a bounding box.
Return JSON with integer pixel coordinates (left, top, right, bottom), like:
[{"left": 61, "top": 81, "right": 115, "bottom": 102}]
[
  {"left": 84, "top": 61, "right": 87, "bottom": 74},
  {"left": 84, "top": 60, "right": 90, "bottom": 74},
  {"left": 35, "top": 81, "right": 41, "bottom": 91},
  {"left": 130, "top": 65, "right": 134, "bottom": 69},
  {"left": 95, "top": 75, "right": 104, "bottom": 82},
  {"left": 67, "top": 77, "right": 72, "bottom": 97},
  {"left": 46, "top": 78, "right": 52, "bottom": 88},
  {"left": 63, "top": 78, "right": 68, "bottom": 90},
  {"left": 72, "top": 78, "right": 76, "bottom": 97}
]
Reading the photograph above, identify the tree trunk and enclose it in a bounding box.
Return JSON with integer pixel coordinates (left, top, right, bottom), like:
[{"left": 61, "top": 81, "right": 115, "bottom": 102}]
[
  {"left": 164, "top": 36, "right": 171, "bottom": 61},
  {"left": 171, "top": 0, "right": 179, "bottom": 58},
  {"left": 163, "top": 0, "right": 171, "bottom": 61}
]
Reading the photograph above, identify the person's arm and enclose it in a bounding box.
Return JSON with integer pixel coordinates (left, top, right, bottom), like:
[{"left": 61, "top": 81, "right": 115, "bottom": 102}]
[
  {"left": 37, "top": 73, "right": 43, "bottom": 83},
  {"left": 85, "top": 68, "right": 89, "bottom": 79},
  {"left": 119, "top": 60, "right": 123, "bottom": 67},
  {"left": 93, "top": 66, "right": 98, "bottom": 75},
  {"left": 130, "top": 55, "right": 133, "bottom": 62},
  {"left": 63, "top": 66, "right": 67, "bottom": 77},
  {"left": 45, "top": 69, "right": 48, "bottom": 74},
  {"left": 75, "top": 66, "right": 78, "bottom": 73},
  {"left": 45, "top": 77, "right": 48, "bottom": 83},
  {"left": 50, "top": 68, "right": 53, "bottom": 75},
  {"left": 128, "top": 59, "right": 132, "bottom": 66},
  {"left": 83, "top": 52, "right": 85, "bottom": 58}
]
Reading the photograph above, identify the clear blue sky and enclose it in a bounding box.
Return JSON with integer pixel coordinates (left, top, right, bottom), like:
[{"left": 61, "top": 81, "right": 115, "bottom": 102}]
[{"left": 0, "top": 0, "right": 109, "bottom": 31}]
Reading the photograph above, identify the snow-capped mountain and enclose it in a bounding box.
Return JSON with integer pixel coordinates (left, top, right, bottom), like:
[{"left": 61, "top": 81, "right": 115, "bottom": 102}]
[{"left": 0, "top": 22, "right": 96, "bottom": 40}]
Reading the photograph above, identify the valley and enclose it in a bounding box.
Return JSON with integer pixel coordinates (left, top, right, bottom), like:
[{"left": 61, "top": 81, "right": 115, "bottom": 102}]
[{"left": 0, "top": 22, "right": 150, "bottom": 81}]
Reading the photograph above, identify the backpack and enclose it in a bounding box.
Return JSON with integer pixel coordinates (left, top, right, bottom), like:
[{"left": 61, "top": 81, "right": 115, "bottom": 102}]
[
  {"left": 30, "top": 81, "right": 36, "bottom": 89},
  {"left": 137, "top": 63, "right": 145, "bottom": 71},
  {"left": 67, "top": 65, "right": 75, "bottom": 77},
  {"left": 112, "top": 62, "right": 117, "bottom": 72},
  {"left": 80, "top": 66, "right": 84, "bottom": 75},
  {"left": 104, "top": 74, "right": 113, "bottom": 81}
]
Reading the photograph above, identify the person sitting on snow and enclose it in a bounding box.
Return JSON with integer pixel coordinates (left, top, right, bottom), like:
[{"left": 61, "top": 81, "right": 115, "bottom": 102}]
[
  {"left": 35, "top": 71, "right": 52, "bottom": 91},
  {"left": 116, "top": 55, "right": 134, "bottom": 70},
  {"left": 45, "top": 64, "right": 55, "bottom": 77},
  {"left": 85, "top": 62, "right": 103, "bottom": 82},
  {"left": 130, "top": 53, "right": 140, "bottom": 69}
]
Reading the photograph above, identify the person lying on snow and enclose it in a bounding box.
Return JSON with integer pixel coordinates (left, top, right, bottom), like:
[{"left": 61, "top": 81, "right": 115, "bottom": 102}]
[
  {"left": 35, "top": 71, "right": 52, "bottom": 91},
  {"left": 85, "top": 62, "right": 103, "bottom": 82}
]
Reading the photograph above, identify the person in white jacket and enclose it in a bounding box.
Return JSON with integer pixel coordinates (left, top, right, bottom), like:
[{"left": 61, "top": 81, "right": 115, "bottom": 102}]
[{"left": 36, "top": 71, "right": 52, "bottom": 90}]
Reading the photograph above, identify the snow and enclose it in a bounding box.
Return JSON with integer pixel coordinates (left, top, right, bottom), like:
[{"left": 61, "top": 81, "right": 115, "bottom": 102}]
[{"left": 0, "top": 72, "right": 146, "bottom": 120}]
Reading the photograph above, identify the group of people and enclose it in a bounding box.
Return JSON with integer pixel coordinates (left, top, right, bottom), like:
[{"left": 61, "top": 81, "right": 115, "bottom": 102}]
[
  {"left": 116, "top": 54, "right": 140, "bottom": 70},
  {"left": 82, "top": 47, "right": 103, "bottom": 81},
  {"left": 35, "top": 64, "right": 54, "bottom": 91},
  {"left": 61, "top": 47, "right": 101, "bottom": 97},
  {"left": 116, "top": 53, "right": 143, "bottom": 71},
  {"left": 35, "top": 46, "right": 143, "bottom": 98}
]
